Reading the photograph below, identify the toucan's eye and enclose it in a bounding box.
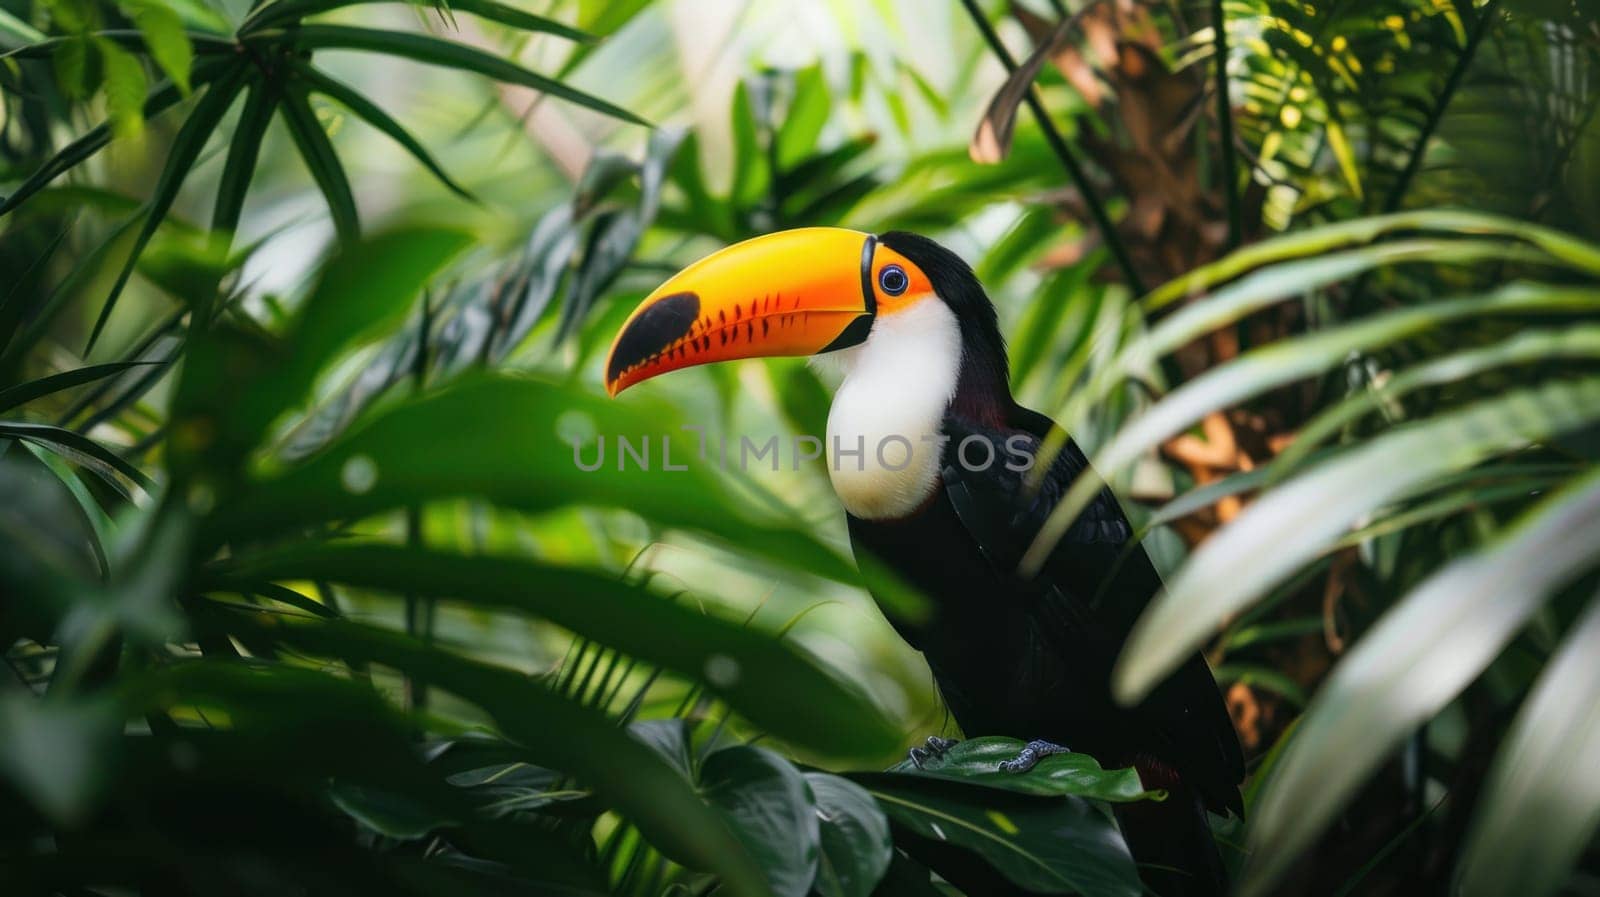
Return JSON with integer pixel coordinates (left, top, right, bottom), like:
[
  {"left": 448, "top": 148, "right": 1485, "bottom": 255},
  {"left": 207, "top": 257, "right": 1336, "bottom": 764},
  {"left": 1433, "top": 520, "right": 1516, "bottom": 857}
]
[{"left": 879, "top": 264, "right": 909, "bottom": 296}]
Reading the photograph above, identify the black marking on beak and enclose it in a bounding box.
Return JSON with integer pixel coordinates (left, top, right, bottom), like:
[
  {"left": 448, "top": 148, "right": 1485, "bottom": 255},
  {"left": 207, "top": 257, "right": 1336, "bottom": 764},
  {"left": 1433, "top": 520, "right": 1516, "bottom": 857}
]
[
  {"left": 818, "top": 233, "right": 878, "bottom": 354},
  {"left": 608, "top": 291, "right": 700, "bottom": 384}
]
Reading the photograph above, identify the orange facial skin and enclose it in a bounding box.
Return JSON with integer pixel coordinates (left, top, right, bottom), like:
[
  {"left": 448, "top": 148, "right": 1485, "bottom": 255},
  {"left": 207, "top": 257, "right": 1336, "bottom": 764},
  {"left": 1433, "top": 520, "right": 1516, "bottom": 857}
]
[{"left": 604, "top": 228, "right": 934, "bottom": 396}]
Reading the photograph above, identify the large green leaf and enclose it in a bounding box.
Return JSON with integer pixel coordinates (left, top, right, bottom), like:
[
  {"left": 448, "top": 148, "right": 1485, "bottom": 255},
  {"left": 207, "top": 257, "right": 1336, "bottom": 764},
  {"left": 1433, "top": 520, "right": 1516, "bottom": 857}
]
[
  {"left": 1454, "top": 589, "right": 1600, "bottom": 897},
  {"left": 806, "top": 772, "right": 893, "bottom": 897},
  {"left": 1140, "top": 210, "right": 1600, "bottom": 313},
  {"left": 1271, "top": 325, "right": 1600, "bottom": 475},
  {"left": 1115, "top": 376, "right": 1600, "bottom": 704},
  {"left": 1237, "top": 467, "right": 1600, "bottom": 897},
  {"left": 701, "top": 746, "right": 820, "bottom": 897},
  {"left": 173, "top": 227, "right": 470, "bottom": 470},
  {"left": 208, "top": 544, "right": 899, "bottom": 757},
  {"left": 211, "top": 607, "right": 773, "bottom": 897},
  {"left": 209, "top": 375, "right": 861, "bottom": 586},
  {"left": 858, "top": 776, "right": 1140, "bottom": 897},
  {"left": 1027, "top": 284, "right": 1600, "bottom": 574},
  {"left": 871, "top": 737, "right": 1162, "bottom": 803}
]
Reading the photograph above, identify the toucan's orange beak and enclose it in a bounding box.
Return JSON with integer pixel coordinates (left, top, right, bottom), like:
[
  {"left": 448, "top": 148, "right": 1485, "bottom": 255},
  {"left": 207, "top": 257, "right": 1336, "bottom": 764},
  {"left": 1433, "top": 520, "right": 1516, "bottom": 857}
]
[{"left": 605, "top": 228, "right": 877, "bottom": 396}]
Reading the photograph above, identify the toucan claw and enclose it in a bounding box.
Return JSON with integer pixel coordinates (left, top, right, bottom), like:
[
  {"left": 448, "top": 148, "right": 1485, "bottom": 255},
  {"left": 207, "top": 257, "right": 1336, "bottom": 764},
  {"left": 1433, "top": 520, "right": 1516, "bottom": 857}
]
[
  {"left": 908, "top": 735, "right": 959, "bottom": 769},
  {"left": 998, "top": 739, "right": 1070, "bottom": 773}
]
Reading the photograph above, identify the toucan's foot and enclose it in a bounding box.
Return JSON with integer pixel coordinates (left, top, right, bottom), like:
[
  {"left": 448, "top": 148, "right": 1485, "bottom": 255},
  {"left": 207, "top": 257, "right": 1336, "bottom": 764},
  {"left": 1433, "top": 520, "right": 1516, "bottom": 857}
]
[
  {"left": 908, "top": 736, "right": 959, "bottom": 769},
  {"left": 998, "top": 739, "right": 1070, "bottom": 773}
]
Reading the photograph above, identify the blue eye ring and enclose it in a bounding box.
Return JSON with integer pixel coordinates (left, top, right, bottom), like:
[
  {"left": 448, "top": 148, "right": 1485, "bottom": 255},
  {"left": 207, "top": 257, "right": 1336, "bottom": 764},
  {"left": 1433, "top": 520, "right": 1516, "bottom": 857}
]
[{"left": 878, "top": 264, "right": 909, "bottom": 296}]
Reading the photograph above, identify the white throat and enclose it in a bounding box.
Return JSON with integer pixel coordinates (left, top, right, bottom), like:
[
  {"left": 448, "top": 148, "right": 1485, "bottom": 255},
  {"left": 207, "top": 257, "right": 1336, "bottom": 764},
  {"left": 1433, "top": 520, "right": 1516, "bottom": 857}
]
[{"left": 814, "top": 297, "right": 962, "bottom": 520}]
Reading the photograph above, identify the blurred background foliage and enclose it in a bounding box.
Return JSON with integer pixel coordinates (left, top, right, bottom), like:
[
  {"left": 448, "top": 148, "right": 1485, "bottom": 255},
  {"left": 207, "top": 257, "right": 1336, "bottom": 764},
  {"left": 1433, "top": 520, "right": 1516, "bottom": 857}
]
[{"left": 2, "top": 0, "right": 1599, "bottom": 895}]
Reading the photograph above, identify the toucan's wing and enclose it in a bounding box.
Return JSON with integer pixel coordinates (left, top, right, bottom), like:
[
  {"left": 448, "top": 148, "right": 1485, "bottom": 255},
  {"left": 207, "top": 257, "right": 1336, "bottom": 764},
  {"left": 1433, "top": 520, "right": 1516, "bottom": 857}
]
[{"left": 941, "top": 408, "right": 1245, "bottom": 817}]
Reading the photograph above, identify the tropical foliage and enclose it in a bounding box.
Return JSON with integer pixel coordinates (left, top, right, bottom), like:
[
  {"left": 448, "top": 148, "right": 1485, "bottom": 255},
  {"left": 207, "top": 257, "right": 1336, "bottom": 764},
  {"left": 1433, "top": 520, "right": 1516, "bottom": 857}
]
[{"left": 3, "top": 0, "right": 1598, "bottom": 895}]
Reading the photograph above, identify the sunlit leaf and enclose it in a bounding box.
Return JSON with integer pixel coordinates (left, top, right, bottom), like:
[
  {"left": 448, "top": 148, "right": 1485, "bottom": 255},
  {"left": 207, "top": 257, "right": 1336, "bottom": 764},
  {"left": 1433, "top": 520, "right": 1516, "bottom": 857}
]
[
  {"left": 1114, "top": 376, "right": 1600, "bottom": 704},
  {"left": 1238, "top": 467, "right": 1600, "bottom": 896},
  {"left": 1455, "top": 590, "right": 1600, "bottom": 897}
]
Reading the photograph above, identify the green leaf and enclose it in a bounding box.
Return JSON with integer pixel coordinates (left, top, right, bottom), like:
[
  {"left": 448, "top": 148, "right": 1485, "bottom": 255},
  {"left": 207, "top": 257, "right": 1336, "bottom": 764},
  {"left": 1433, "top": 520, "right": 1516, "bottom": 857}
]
[
  {"left": 0, "top": 361, "right": 153, "bottom": 413},
  {"left": 1270, "top": 325, "right": 1600, "bottom": 475},
  {"left": 279, "top": 85, "right": 360, "bottom": 245},
  {"left": 1454, "top": 590, "right": 1600, "bottom": 897},
  {"left": 1028, "top": 283, "right": 1600, "bottom": 576},
  {"left": 96, "top": 37, "right": 150, "bottom": 141},
  {"left": 0, "top": 8, "right": 46, "bottom": 47},
  {"left": 120, "top": 0, "right": 193, "bottom": 93},
  {"left": 870, "top": 737, "right": 1162, "bottom": 804},
  {"left": 858, "top": 776, "right": 1140, "bottom": 897},
  {"left": 1115, "top": 376, "right": 1600, "bottom": 705},
  {"left": 775, "top": 65, "right": 829, "bottom": 170},
  {"left": 208, "top": 375, "right": 863, "bottom": 588},
  {"left": 243, "top": 0, "right": 592, "bottom": 42},
  {"left": 175, "top": 227, "right": 470, "bottom": 466},
  {"left": 806, "top": 772, "right": 893, "bottom": 897},
  {"left": 0, "top": 421, "right": 154, "bottom": 492},
  {"left": 1140, "top": 210, "right": 1600, "bottom": 314},
  {"left": 0, "top": 692, "right": 121, "bottom": 825},
  {"left": 211, "top": 78, "right": 279, "bottom": 238},
  {"left": 329, "top": 780, "right": 454, "bottom": 840},
  {"left": 1238, "top": 467, "right": 1600, "bottom": 897},
  {"left": 212, "top": 608, "right": 774, "bottom": 897},
  {"left": 291, "top": 60, "right": 473, "bottom": 200},
  {"left": 287, "top": 25, "right": 645, "bottom": 125},
  {"left": 87, "top": 63, "right": 248, "bottom": 351},
  {"left": 52, "top": 34, "right": 91, "bottom": 99},
  {"left": 208, "top": 543, "right": 901, "bottom": 758},
  {"left": 701, "top": 746, "right": 820, "bottom": 897}
]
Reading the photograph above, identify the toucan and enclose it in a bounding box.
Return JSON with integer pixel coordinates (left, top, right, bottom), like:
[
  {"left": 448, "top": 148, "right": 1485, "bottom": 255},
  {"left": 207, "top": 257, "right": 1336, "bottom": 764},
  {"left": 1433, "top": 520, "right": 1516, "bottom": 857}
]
[{"left": 604, "top": 228, "right": 1244, "bottom": 896}]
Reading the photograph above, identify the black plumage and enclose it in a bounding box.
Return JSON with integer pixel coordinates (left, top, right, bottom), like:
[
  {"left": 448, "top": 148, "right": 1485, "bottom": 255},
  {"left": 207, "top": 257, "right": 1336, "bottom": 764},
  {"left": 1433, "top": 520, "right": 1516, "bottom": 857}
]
[{"left": 848, "top": 233, "right": 1244, "bottom": 895}]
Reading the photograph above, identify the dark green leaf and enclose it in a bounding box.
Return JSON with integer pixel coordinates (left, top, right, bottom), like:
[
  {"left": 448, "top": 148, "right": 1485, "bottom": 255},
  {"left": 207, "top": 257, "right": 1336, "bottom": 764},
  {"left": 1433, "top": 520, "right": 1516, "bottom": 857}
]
[
  {"left": 279, "top": 84, "right": 360, "bottom": 245},
  {"left": 212, "top": 78, "right": 280, "bottom": 237},
  {"left": 871, "top": 737, "right": 1163, "bottom": 803},
  {"left": 0, "top": 692, "right": 121, "bottom": 825},
  {"left": 0, "top": 362, "right": 153, "bottom": 413},
  {"left": 211, "top": 608, "right": 773, "bottom": 897},
  {"left": 209, "top": 543, "right": 901, "bottom": 757},
  {"left": 0, "top": 421, "right": 154, "bottom": 491},
  {"left": 87, "top": 63, "right": 249, "bottom": 352},
  {"left": 859, "top": 776, "right": 1140, "bottom": 897},
  {"left": 806, "top": 772, "right": 892, "bottom": 897},
  {"left": 209, "top": 375, "right": 864, "bottom": 590},
  {"left": 287, "top": 25, "right": 645, "bottom": 125},
  {"left": 701, "top": 746, "right": 820, "bottom": 897}
]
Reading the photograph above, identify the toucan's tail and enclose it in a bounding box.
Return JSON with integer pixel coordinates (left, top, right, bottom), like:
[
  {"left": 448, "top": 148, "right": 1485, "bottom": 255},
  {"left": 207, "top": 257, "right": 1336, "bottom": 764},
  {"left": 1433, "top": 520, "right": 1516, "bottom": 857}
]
[{"left": 1115, "top": 783, "right": 1229, "bottom": 897}]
